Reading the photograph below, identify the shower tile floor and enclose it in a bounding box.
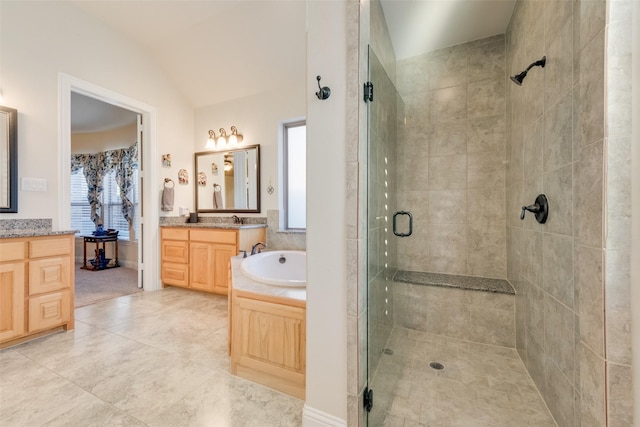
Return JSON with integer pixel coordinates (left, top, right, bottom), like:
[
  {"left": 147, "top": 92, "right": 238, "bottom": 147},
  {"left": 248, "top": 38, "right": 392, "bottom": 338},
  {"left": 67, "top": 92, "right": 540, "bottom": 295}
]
[
  {"left": 370, "top": 328, "right": 557, "bottom": 427},
  {"left": 0, "top": 287, "right": 303, "bottom": 426}
]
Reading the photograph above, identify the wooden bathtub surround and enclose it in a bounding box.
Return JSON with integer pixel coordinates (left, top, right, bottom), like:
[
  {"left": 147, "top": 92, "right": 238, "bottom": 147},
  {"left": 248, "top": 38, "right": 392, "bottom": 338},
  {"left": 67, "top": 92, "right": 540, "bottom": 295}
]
[
  {"left": 0, "top": 234, "right": 75, "bottom": 348},
  {"left": 230, "top": 288, "right": 306, "bottom": 399},
  {"left": 160, "top": 226, "right": 265, "bottom": 295}
]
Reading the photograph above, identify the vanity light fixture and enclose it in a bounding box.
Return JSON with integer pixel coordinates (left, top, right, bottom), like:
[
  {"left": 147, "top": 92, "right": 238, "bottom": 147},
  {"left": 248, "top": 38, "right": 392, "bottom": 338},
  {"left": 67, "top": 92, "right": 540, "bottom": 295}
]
[
  {"left": 206, "top": 129, "right": 217, "bottom": 149},
  {"left": 216, "top": 128, "right": 227, "bottom": 147},
  {"left": 227, "top": 126, "right": 243, "bottom": 145},
  {"left": 207, "top": 126, "right": 244, "bottom": 149}
]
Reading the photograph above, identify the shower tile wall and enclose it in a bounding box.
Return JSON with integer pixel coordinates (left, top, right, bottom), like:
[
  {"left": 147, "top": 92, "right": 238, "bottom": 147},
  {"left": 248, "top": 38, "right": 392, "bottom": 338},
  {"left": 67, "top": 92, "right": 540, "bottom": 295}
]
[
  {"left": 396, "top": 36, "right": 507, "bottom": 279},
  {"left": 506, "top": 0, "right": 633, "bottom": 424}
]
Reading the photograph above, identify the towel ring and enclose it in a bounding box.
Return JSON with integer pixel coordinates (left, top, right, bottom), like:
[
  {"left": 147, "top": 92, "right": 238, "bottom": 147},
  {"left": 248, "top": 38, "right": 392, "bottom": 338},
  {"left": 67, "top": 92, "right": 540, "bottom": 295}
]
[
  {"left": 213, "top": 183, "right": 221, "bottom": 192},
  {"left": 164, "top": 178, "right": 175, "bottom": 188}
]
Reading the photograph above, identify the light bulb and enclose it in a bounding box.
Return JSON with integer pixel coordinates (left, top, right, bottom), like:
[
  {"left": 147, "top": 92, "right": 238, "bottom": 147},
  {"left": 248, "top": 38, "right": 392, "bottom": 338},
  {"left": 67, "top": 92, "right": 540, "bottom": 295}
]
[{"left": 206, "top": 130, "right": 216, "bottom": 149}]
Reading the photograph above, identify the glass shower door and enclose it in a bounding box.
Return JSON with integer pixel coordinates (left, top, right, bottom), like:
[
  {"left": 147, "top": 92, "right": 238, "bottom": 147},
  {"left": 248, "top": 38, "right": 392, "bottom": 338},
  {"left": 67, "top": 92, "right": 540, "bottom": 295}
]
[{"left": 366, "top": 45, "right": 403, "bottom": 425}]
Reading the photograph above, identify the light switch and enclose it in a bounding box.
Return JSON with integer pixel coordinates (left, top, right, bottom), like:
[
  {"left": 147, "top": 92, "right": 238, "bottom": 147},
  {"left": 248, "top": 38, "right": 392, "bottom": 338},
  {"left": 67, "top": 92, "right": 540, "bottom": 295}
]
[{"left": 21, "top": 178, "right": 48, "bottom": 192}]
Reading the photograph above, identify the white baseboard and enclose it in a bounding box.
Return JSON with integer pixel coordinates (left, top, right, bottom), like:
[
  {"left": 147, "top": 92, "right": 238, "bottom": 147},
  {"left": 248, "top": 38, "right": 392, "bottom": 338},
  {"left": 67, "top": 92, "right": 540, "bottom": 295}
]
[{"left": 302, "top": 404, "right": 347, "bottom": 427}]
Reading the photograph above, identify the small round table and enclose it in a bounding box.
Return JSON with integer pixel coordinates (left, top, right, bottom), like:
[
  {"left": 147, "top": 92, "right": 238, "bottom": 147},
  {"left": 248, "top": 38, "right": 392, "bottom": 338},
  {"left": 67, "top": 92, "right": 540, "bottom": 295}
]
[{"left": 81, "top": 234, "right": 120, "bottom": 271}]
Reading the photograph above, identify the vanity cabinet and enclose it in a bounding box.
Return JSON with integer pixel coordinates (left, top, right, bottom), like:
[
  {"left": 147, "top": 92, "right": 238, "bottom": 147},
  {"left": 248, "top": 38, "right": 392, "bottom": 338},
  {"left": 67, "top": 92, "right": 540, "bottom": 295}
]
[
  {"left": 0, "top": 234, "right": 75, "bottom": 348},
  {"left": 161, "top": 226, "right": 265, "bottom": 295},
  {"left": 0, "top": 261, "right": 25, "bottom": 342}
]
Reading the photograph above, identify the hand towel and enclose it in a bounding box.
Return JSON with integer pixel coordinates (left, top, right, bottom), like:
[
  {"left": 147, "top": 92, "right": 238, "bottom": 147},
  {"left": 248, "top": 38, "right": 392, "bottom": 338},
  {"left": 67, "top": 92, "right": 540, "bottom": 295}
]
[
  {"left": 213, "top": 188, "right": 223, "bottom": 209},
  {"left": 162, "top": 183, "right": 174, "bottom": 211}
]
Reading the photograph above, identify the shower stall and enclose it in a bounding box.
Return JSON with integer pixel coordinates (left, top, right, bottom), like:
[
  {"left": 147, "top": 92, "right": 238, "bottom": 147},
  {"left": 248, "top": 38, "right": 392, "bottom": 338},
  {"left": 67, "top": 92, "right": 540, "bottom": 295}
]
[
  {"left": 365, "top": 35, "right": 556, "bottom": 426},
  {"left": 363, "top": 0, "right": 634, "bottom": 425}
]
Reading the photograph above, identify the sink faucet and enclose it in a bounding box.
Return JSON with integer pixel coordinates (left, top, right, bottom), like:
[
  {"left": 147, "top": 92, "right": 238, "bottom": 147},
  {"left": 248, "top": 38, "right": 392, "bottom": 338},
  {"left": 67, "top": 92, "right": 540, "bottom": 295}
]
[
  {"left": 251, "top": 242, "right": 267, "bottom": 255},
  {"left": 231, "top": 215, "right": 242, "bottom": 224}
]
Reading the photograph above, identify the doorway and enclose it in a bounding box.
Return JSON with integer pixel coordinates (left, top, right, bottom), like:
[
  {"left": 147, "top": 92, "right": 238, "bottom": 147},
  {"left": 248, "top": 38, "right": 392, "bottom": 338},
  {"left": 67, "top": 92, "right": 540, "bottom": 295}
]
[
  {"left": 70, "top": 92, "right": 141, "bottom": 306},
  {"left": 58, "top": 74, "right": 160, "bottom": 293}
]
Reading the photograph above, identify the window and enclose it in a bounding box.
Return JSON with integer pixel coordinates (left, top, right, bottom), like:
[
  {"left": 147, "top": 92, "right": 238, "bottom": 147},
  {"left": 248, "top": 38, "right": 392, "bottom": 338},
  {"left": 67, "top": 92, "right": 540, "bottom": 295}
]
[
  {"left": 71, "top": 168, "right": 139, "bottom": 240},
  {"left": 283, "top": 120, "right": 306, "bottom": 230}
]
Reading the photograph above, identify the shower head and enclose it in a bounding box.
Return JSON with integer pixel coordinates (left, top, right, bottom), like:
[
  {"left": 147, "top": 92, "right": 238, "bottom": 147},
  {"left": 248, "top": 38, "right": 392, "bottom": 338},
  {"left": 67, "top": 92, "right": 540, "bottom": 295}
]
[
  {"left": 510, "top": 71, "right": 527, "bottom": 86},
  {"left": 510, "top": 56, "right": 546, "bottom": 86}
]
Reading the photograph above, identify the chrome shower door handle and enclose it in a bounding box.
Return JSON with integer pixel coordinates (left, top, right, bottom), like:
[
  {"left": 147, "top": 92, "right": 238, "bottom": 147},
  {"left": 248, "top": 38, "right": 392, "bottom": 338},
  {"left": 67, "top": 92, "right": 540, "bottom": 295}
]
[{"left": 392, "top": 211, "right": 413, "bottom": 237}]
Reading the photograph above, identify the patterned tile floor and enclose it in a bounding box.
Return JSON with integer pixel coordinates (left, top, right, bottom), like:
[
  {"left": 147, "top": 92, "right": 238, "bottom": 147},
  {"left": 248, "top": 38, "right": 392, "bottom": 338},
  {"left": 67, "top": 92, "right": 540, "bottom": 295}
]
[
  {"left": 0, "top": 287, "right": 303, "bottom": 426},
  {"left": 369, "top": 328, "right": 558, "bottom": 426}
]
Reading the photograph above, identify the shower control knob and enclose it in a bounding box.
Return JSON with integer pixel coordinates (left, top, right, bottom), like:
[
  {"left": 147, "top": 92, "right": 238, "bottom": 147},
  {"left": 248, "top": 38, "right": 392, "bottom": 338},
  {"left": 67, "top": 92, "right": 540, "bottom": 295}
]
[{"left": 520, "top": 194, "right": 549, "bottom": 224}]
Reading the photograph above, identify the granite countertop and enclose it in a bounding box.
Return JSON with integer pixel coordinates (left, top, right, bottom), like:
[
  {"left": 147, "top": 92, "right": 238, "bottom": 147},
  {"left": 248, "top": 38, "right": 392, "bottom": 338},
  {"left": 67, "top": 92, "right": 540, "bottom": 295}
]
[
  {"left": 0, "top": 229, "right": 79, "bottom": 239},
  {"left": 160, "top": 223, "right": 267, "bottom": 230},
  {"left": 394, "top": 270, "right": 515, "bottom": 295},
  {"left": 230, "top": 256, "right": 306, "bottom": 301}
]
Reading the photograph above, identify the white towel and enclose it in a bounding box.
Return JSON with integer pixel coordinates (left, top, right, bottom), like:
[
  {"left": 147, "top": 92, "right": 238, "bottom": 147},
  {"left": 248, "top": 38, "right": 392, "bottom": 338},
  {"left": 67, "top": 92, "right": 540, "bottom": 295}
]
[
  {"left": 213, "top": 188, "right": 223, "bottom": 209},
  {"left": 162, "top": 184, "right": 174, "bottom": 211}
]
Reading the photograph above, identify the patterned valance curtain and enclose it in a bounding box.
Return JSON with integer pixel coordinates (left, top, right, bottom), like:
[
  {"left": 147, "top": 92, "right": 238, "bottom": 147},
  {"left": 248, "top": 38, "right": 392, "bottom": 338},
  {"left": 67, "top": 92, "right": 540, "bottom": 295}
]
[{"left": 71, "top": 142, "right": 138, "bottom": 226}]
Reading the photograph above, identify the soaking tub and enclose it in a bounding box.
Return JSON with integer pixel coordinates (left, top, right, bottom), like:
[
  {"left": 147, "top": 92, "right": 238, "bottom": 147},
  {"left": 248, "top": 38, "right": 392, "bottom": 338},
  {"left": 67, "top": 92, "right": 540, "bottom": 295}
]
[{"left": 240, "top": 250, "right": 306, "bottom": 287}]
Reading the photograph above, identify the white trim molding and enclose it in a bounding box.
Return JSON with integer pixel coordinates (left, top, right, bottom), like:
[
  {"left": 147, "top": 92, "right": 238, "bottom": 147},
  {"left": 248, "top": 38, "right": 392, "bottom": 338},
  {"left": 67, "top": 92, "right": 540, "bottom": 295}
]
[{"left": 302, "top": 404, "right": 347, "bottom": 427}]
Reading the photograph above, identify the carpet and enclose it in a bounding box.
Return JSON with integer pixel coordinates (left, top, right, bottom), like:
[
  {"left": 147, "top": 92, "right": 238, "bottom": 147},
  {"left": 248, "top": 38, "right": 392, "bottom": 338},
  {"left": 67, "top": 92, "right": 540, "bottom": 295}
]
[{"left": 74, "top": 263, "right": 141, "bottom": 307}]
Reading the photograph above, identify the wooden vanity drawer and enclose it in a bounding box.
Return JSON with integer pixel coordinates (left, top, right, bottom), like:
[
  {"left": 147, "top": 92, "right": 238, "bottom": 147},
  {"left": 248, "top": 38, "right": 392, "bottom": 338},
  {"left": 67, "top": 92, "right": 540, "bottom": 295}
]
[
  {"left": 162, "top": 240, "right": 189, "bottom": 263},
  {"left": 29, "top": 237, "right": 71, "bottom": 258},
  {"left": 28, "top": 290, "right": 70, "bottom": 333},
  {"left": 161, "top": 262, "right": 189, "bottom": 287},
  {"left": 190, "top": 229, "right": 237, "bottom": 245},
  {"left": 161, "top": 228, "right": 189, "bottom": 241},
  {"left": 0, "top": 240, "right": 27, "bottom": 262},
  {"left": 29, "top": 256, "right": 70, "bottom": 295}
]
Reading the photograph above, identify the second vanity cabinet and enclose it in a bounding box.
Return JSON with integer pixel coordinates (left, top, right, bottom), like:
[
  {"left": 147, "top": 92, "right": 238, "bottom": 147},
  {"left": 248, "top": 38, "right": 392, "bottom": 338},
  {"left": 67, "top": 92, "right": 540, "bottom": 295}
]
[
  {"left": 0, "top": 234, "right": 75, "bottom": 348},
  {"left": 161, "top": 226, "right": 265, "bottom": 295}
]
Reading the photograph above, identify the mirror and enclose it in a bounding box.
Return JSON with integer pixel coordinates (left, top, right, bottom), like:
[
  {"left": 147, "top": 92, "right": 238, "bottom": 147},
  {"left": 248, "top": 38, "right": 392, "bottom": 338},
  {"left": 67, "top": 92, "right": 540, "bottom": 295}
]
[
  {"left": 195, "top": 145, "right": 260, "bottom": 213},
  {"left": 0, "top": 106, "right": 17, "bottom": 213}
]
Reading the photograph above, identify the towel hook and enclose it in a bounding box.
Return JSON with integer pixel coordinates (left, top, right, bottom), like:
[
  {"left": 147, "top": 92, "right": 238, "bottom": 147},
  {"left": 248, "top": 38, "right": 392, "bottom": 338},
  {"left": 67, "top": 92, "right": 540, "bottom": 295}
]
[
  {"left": 315, "top": 75, "right": 331, "bottom": 100},
  {"left": 164, "top": 178, "right": 174, "bottom": 188}
]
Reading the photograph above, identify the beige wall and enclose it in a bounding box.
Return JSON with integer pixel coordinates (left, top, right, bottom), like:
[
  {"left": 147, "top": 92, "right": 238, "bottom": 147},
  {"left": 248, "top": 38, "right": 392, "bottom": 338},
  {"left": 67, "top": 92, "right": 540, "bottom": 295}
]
[
  {"left": 304, "top": 1, "right": 353, "bottom": 424},
  {"left": 632, "top": 0, "right": 640, "bottom": 419},
  {"left": 604, "top": 0, "right": 634, "bottom": 424},
  {"left": 506, "top": 0, "right": 633, "bottom": 424},
  {"left": 71, "top": 123, "right": 137, "bottom": 154},
  {"left": 396, "top": 35, "right": 507, "bottom": 279}
]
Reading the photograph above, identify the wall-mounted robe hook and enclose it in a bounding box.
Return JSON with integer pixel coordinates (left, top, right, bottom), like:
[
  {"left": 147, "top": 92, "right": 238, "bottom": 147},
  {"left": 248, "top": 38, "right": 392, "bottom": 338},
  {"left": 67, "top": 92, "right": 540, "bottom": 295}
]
[{"left": 315, "top": 75, "right": 331, "bottom": 100}]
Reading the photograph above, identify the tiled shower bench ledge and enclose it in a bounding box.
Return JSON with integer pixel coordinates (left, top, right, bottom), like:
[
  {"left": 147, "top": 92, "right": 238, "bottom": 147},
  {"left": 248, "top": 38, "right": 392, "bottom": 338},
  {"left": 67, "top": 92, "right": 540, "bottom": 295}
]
[
  {"left": 391, "top": 271, "right": 516, "bottom": 347},
  {"left": 393, "top": 270, "right": 515, "bottom": 295}
]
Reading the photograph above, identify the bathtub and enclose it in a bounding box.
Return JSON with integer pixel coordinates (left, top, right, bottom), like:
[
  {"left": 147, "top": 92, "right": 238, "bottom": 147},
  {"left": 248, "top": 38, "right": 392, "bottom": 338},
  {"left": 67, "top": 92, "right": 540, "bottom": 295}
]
[{"left": 240, "top": 250, "right": 306, "bottom": 287}]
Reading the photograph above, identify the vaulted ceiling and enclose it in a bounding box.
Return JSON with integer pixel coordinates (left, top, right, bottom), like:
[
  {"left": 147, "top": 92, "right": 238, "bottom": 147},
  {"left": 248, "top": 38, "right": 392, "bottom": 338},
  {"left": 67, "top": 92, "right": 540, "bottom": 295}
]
[{"left": 68, "top": 0, "right": 516, "bottom": 131}]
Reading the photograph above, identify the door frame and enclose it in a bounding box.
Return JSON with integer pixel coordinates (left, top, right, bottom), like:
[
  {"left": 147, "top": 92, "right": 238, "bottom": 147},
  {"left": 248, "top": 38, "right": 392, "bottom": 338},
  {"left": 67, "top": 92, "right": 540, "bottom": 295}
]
[{"left": 58, "top": 73, "right": 161, "bottom": 291}]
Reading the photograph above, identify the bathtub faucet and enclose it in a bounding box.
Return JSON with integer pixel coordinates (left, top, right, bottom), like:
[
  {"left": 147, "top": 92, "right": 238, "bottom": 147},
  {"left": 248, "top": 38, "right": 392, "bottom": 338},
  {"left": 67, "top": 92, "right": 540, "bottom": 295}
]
[{"left": 250, "top": 242, "right": 267, "bottom": 256}]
